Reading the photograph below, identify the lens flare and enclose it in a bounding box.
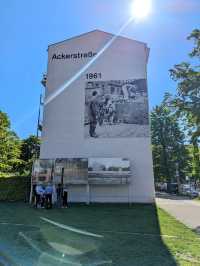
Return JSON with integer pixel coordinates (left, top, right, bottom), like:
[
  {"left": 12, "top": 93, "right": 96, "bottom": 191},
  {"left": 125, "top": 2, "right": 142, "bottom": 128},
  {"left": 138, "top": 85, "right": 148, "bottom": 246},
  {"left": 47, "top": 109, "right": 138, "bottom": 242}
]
[{"left": 131, "top": 0, "right": 152, "bottom": 19}]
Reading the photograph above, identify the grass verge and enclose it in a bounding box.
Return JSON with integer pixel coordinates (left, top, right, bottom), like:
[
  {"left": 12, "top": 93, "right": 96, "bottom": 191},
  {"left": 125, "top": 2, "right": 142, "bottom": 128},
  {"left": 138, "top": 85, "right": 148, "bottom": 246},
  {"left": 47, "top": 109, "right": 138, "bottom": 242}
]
[{"left": 0, "top": 202, "right": 199, "bottom": 266}]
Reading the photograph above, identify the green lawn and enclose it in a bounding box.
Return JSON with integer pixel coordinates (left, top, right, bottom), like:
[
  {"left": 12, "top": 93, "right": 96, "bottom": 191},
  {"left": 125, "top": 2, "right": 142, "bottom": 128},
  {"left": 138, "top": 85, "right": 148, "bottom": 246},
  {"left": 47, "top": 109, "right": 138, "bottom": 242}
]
[{"left": 0, "top": 203, "right": 199, "bottom": 266}]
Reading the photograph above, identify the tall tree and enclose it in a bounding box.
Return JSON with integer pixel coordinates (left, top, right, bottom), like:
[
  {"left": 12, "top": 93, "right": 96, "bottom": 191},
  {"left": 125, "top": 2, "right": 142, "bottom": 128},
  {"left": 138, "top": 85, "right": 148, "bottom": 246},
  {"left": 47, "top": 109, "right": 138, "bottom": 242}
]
[
  {"left": 151, "top": 97, "right": 191, "bottom": 189},
  {"left": 169, "top": 29, "right": 200, "bottom": 181},
  {"left": 20, "top": 135, "right": 40, "bottom": 173},
  {"left": 20, "top": 135, "right": 40, "bottom": 161},
  {"left": 0, "top": 110, "right": 22, "bottom": 175}
]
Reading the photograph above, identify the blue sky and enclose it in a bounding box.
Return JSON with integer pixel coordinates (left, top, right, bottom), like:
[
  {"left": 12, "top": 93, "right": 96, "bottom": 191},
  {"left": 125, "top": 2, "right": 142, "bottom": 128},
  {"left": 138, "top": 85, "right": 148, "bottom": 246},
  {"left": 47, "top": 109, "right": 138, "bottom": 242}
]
[{"left": 0, "top": 0, "right": 199, "bottom": 139}]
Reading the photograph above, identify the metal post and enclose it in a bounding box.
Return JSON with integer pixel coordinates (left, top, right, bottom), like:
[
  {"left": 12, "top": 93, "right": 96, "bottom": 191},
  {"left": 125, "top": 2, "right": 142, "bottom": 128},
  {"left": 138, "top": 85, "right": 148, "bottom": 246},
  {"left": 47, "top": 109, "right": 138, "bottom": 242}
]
[
  {"left": 128, "top": 182, "right": 132, "bottom": 206},
  {"left": 86, "top": 184, "right": 90, "bottom": 205},
  {"left": 29, "top": 162, "right": 34, "bottom": 204},
  {"left": 36, "top": 94, "right": 42, "bottom": 138},
  {"left": 175, "top": 162, "right": 180, "bottom": 194}
]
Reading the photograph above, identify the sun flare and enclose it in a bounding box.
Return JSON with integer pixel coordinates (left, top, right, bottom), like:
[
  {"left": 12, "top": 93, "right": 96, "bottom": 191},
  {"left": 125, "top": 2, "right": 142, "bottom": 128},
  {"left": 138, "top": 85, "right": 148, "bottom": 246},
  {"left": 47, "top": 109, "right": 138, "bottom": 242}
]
[{"left": 131, "top": 0, "right": 152, "bottom": 20}]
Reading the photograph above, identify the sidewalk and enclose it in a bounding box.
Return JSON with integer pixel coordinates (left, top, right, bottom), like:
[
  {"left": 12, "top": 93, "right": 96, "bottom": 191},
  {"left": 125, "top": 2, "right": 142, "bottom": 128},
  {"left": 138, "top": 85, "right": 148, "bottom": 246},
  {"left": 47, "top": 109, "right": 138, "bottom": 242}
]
[{"left": 156, "top": 195, "right": 200, "bottom": 233}]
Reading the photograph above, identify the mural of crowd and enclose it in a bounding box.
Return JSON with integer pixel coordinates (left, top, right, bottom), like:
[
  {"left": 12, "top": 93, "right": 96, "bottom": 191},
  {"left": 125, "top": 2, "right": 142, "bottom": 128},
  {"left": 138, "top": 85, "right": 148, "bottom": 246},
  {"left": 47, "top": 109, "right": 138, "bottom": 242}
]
[{"left": 84, "top": 79, "right": 149, "bottom": 138}]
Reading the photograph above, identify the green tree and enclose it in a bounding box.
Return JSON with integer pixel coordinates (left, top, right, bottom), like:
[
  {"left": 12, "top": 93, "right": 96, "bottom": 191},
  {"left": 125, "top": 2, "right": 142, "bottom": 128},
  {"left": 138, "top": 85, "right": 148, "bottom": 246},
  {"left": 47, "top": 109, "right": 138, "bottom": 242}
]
[
  {"left": 151, "top": 98, "right": 191, "bottom": 190},
  {"left": 20, "top": 135, "right": 40, "bottom": 173},
  {"left": 0, "top": 110, "right": 22, "bottom": 175},
  {"left": 169, "top": 29, "right": 200, "bottom": 181}
]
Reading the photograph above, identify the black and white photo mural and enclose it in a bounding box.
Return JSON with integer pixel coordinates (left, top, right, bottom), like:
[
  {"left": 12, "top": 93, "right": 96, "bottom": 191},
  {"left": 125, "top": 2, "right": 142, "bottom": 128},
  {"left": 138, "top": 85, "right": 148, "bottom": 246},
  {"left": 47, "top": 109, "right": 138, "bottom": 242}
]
[
  {"left": 88, "top": 158, "right": 131, "bottom": 184},
  {"left": 84, "top": 79, "right": 149, "bottom": 138},
  {"left": 32, "top": 159, "right": 54, "bottom": 183},
  {"left": 54, "top": 158, "right": 88, "bottom": 184},
  {"left": 32, "top": 158, "right": 131, "bottom": 185}
]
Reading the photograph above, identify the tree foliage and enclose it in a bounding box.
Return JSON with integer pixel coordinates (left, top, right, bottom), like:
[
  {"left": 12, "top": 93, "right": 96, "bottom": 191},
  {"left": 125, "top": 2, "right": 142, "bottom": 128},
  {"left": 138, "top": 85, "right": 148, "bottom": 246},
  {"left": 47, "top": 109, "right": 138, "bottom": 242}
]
[
  {"left": 20, "top": 135, "right": 40, "bottom": 162},
  {"left": 0, "top": 110, "right": 40, "bottom": 176},
  {"left": 20, "top": 135, "right": 40, "bottom": 173},
  {"left": 188, "top": 29, "right": 200, "bottom": 58},
  {"left": 151, "top": 97, "right": 191, "bottom": 185},
  {"left": 0, "top": 111, "right": 22, "bottom": 175},
  {"left": 169, "top": 28, "right": 200, "bottom": 180}
]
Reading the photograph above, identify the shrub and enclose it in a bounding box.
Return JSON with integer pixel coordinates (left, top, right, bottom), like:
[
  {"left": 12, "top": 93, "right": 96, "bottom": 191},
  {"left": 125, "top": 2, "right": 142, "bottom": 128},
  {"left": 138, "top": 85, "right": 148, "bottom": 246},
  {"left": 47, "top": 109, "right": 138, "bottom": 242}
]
[{"left": 0, "top": 176, "right": 31, "bottom": 201}]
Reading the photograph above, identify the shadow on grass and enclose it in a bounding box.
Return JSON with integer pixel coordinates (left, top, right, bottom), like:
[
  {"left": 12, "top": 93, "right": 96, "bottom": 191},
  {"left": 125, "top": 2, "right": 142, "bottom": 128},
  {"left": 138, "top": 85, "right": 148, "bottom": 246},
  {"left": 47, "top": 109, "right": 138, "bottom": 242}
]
[{"left": 0, "top": 202, "right": 178, "bottom": 266}]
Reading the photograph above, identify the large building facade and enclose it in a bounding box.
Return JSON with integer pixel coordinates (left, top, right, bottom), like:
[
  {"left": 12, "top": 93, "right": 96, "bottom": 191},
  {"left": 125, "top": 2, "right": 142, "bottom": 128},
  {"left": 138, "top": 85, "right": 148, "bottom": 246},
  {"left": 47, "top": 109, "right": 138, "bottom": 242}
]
[{"left": 40, "top": 30, "right": 155, "bottom": 203}]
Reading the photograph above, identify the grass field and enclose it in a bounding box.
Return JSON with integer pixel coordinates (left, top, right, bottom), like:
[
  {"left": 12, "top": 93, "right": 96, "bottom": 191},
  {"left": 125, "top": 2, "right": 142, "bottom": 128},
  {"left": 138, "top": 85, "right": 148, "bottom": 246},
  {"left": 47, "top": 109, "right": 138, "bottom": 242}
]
[{"left": 0, "top": 203, "right": 199, "bottom": 266}]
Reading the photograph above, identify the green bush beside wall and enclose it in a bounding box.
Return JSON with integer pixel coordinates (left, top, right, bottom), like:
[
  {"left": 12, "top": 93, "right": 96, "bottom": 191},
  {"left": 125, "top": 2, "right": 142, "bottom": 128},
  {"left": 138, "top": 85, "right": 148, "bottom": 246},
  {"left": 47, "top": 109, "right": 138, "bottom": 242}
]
[{"left": 0, "top": 176, "right": 31, "bottom": 201}]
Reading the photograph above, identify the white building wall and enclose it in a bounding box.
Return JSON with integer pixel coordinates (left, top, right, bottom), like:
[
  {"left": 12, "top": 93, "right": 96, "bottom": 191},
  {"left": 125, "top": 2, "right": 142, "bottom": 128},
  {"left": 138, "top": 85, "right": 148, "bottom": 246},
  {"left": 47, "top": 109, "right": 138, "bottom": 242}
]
[{"left": 40, "top": 30, "right": 155, "bottom": 203}]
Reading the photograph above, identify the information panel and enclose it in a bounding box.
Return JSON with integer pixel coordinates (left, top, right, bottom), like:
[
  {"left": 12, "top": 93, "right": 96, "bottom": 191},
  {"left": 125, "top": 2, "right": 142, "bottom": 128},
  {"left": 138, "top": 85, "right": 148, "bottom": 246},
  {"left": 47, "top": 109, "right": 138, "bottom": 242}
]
[
  {"left": 88, "top": 158, "right": 131, "bottom": 184},
  {"left": 32, "top": 159, "right": 54, "bottom": 184},
  {"left": 54, "top": 158, "right": 88, "bottom": 184},
  {"left": 32, "top": 158, "right": 131, "bottom": 185}
]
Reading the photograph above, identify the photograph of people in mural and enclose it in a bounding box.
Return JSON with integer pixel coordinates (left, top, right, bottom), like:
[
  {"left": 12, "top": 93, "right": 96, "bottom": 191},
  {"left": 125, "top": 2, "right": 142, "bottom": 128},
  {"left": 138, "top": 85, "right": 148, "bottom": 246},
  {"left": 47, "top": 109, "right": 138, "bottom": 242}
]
[
  {"left": 88, "top": 158, "right": 131, "bottom": 184},
  {"left": 32, "top": 159, "right": 54, "bottom": 184},
  {"left": 84, "top": 79, "right": 149, "bottom": 138}
]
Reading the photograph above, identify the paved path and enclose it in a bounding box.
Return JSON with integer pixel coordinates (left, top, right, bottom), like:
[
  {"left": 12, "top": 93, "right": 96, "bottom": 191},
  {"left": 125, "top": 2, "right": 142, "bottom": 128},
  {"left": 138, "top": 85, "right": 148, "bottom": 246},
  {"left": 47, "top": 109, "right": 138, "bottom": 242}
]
[{"left": 156, "top": 197, "right": 200, "bottom": 233}]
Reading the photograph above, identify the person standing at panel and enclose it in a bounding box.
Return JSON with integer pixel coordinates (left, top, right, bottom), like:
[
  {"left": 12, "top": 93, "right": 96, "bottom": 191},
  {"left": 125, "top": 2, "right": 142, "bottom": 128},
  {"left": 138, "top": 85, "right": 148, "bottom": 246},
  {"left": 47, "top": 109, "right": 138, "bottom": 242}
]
[
  {"left": 45, "top": 182, "right": 53, "bottom": 209},
  {"left": 63, "top": 185, "right": 68, "bottom": 208},
  {"left": 35, "top": 183, "right": 45, "bottom": 208},
  {"left": 32, "top": 184, "right": 37, "bottom": 207},
  {"left": 52, "top": 183, "right": 57, "bottom": 205},
  {"left": 88, "top": 91, "right": 99, "bottom": 138},
  {"left": 40, "top": 185, "right": 46, "bottom": 208},
  {"left": 35, "top": 183, "right": 41, "bottom": 208},
  {"left": 56, "top": 183, "right": 63, "bottom": 208}
]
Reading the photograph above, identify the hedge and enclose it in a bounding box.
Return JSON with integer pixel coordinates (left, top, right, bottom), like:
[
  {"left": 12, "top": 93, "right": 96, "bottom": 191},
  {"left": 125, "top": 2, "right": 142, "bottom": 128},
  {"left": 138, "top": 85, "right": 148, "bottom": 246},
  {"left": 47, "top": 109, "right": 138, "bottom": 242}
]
[{"left": 0, "top": 176, "right": 31, "bottom": 201}]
